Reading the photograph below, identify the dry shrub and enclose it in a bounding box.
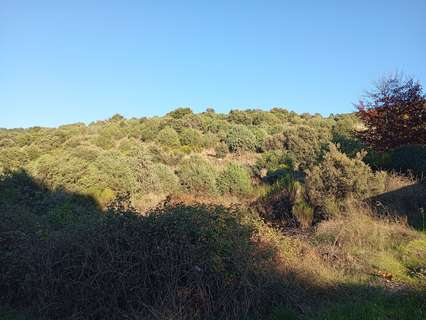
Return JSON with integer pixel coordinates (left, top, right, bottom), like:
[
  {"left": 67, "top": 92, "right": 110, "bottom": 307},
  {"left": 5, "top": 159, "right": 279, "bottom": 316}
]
[
  {"left": 313, "top": 200, "right": 426, "bottom": 285},
  {"left": 1, "top": 204, "right": 290, "bottom": 320}
]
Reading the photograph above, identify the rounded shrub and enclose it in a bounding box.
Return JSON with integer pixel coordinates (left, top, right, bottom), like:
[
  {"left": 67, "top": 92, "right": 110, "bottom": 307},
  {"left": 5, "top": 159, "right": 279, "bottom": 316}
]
[
  {"left": 179, "top": 128, "right": 204, "bottom": 151},
  {"left": 152, "top": 162, "right": 180, "bottom": 193},
  {"left": 166, "top": 107, "right": 193, "bottom": 119},
  {"left": 133, "top": 155, "right": 180, "bottom": 195},
  {"left": 155, "top": 126, "right": 181, "bottom": 148},
  {"left": 306, "top": 144, "right": 386, "bottom": 213},
  {"left": 80, "top": 151, "right": 138, "bottom": 197},
  {"left": 217, "top": 163, "right": 253, "bottom": 196},
  {"left": 177, "top": 155, "right": 218, "bottom": 194},
  {"left": 283, "top": 125, "right": 329, "bottom": 169},
  {"left": 27, "top": 151, "right": 91, "bottom": 193},
  {"left": 224, "top": 125, "right": 256, "bottom": 153}
]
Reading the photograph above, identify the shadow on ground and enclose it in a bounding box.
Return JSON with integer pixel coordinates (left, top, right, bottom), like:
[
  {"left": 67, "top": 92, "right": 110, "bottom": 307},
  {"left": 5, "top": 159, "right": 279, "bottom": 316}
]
[
  {"left": 369, "top": 182, "right": 426, "bottom": 230},
  {"left": 1, "top": 171, "right": 425, "bottom": 320}
]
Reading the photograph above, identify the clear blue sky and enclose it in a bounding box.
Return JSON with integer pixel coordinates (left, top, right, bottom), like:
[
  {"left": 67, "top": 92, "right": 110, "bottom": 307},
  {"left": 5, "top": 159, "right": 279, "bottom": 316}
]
[{"left": 1, "top": 0, "right": 425, "bottom": 128}]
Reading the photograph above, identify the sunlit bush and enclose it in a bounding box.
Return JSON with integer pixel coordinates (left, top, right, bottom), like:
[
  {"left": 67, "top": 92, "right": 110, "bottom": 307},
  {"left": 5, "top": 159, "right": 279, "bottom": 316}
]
[
  {"left": 155, "top": 126, "right": 181, "bottom": 148},
  {"left": 283, "top": 125, "right": 328, "bottom": 169},
  {"left": 306, "top": 144, "right": 386, "bottom": 214},
  {"left": 224, "top": 124, "right": 256, "bottom": 153},
  {"left": 180, "top": 128, "right": 204, "bottom": 151},
  {"left": 177, "top": 155, "right": 218, "bottom": 194},
  {"left": 217, "top": 163, "right": 253, "bottom": 196}
]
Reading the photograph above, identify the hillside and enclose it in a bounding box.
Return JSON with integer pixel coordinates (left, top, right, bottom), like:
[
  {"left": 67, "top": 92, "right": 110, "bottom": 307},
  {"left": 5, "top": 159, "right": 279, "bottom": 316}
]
[{"left": 1, "top": 107, "right": 426, "bottom": 319}]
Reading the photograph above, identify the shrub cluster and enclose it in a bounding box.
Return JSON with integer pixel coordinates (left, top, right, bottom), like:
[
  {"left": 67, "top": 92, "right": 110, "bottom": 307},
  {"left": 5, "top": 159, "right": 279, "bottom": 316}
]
[
  {"left": 306, "top": 144, "right": 386, "bottom": 214},
  {"left": 217, "top": 163, "right": 253, "bottom": 196},
  {"left": 1, "top": 202, "right": 284, "bottom": 320},
  {"left": 177, "top": 155, "right": 218, "bottom": 194},
  {"left": 224, "top": 125, "right": 257, "bottom": 153}
]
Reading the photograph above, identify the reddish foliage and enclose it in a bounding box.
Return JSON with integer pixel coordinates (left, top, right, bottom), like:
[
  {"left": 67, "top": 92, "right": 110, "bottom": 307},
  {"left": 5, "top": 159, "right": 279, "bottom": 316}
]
[{"left": 356, "top": 76, "right": 426, "bottom": 150}]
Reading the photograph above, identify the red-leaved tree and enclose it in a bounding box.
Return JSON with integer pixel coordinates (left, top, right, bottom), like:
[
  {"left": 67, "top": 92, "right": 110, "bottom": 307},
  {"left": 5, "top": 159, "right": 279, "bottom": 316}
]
[{"left": 356, "top": 75, "right": 426, "bottom": 151}]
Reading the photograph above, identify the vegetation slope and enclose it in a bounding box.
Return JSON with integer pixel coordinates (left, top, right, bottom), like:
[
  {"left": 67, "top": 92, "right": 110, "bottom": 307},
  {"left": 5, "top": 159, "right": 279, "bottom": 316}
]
[{"left": 1, "top": 77, "right": 425, "bottom": 319}]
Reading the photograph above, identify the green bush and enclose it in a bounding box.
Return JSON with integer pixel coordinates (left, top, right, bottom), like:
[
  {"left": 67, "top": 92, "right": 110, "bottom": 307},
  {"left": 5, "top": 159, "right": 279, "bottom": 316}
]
[
  {"left": 255, "top": 150, "right": 294, "bottom": 176},
  {"left": 152, "top": 163, "right": 180, "bottom": 193},
  {"left": 139, "top": 119, "right": 162, "bottom": 141},
  {"left": 155, "top": 126, "right": 181, "bottom": 148},
  {"left": 93, "top": 125, "right": 126, "bottom": 150},
  {"left": 80, "top": 151, "right": 137, "bottom": 197},
  {"left": 251, "top": 127, "right": 268, "bottom": 152},
  {"left": 177, "top": 155, "right": 218, "bottom": 194},
  {"left": 228, "top": 109, "right": 253, "bottom": 125},
  {"left": 134, "top": 157, "right": 180, "bottom": 195},
  {"left": 217, "top": 163, "right": 253, "bottom": 196},
  {"left": 224, "top": 125, "right": 256, "bottom": 153},
  {"left": 0, "top": 147, "right": 29, "bottom": 173},
  {"left": 166, "top": 107, "right": 193, "bottom": 119},
  {"left": 283, "top": 125, "right": 329, "bottom": 169},
  {"left": 263, "top": 133, "right": 285, "bottom": 151},
  {"left": 306, "top": 144, "right": 386, "bottom": 213},
  {"left": 180, "top": 128, "right": 204, "bottom": 151},
  {"left": 27, "top": 152, "right": 91, "bottom": 192}
]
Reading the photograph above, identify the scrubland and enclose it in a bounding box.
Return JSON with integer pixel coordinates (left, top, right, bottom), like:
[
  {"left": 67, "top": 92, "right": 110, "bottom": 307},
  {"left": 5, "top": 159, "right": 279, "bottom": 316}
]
[{"left": 1, "top": 105, "right": 425, "bottom": 319}]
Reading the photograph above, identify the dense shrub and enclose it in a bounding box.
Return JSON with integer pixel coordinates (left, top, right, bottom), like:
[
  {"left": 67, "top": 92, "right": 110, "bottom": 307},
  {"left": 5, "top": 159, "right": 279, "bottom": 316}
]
[
  {"left": 180, "top": 128, "right": 204, "bottom": 151},
  {"left": 256, "top": 150, "right": 294, "bottom": 174},
  {"left": 79, "top": 152, "right": 138, "bottom": 202},
  {"left": 93, "top": 125, "right": 126, "bottom": 150},
  {"left": 27, "top": 152, "right": 91, "bottom": 192},
  {"left": 228, "top": 109, "right": 253, "bottom": 125},
  {"left": 252, "top": 112, "right": 280, "bottom": 127},
  {"left": 1, "top": 204, "right": 284, "bottom": 320},
  {"left": 283, "top": 125, "right": 328, "bottom": 169},
  {"left": 217, "top": 163, "right": 253, "bottom": 196},
  {"left": 166, "top": 107, "right": 193, "bottom": 119},
  {"left": 177, "top": 155, "right": 218, "bottom": 194},
  {"left": 156, "top": 126, "right": 181, "bottom": 148},
  {"left": 198, "top": 131, "right": 216, "bottom": 148},
  {"left": 306, "top": 144, "right": 386, "bottom": 213},
  {"left": 251, "top": 127, "right": 268, "bottom": 152},
  {"left": 140, "top": 119, "right": 162, "bottom": 141},
  {"left": 134, "top": 156, "right": 180, "bottom": 195},
  {"left": 264, "top": 133, "right": 285, "bottom": 151},
  {"left": 154, "top": 163, "right": 180, "bottom": 191},
  {"left": 0, "top": 147, "right": 29, "bottom": 173},
  {"left": 224, "top": 125, "right": 256, "bottom": 153}
]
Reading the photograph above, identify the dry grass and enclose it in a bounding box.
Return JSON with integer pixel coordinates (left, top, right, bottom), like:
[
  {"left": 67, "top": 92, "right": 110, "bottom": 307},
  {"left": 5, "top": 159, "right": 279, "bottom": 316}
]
[{"left": 313, "top": 200, "right": 426, "bottom": 286}]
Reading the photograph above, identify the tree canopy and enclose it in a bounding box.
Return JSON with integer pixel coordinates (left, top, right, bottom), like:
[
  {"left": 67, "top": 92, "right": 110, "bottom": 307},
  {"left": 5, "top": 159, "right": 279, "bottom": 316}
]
[{"left": 356, "top": 75, "right": 426, "bottom": 150}]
